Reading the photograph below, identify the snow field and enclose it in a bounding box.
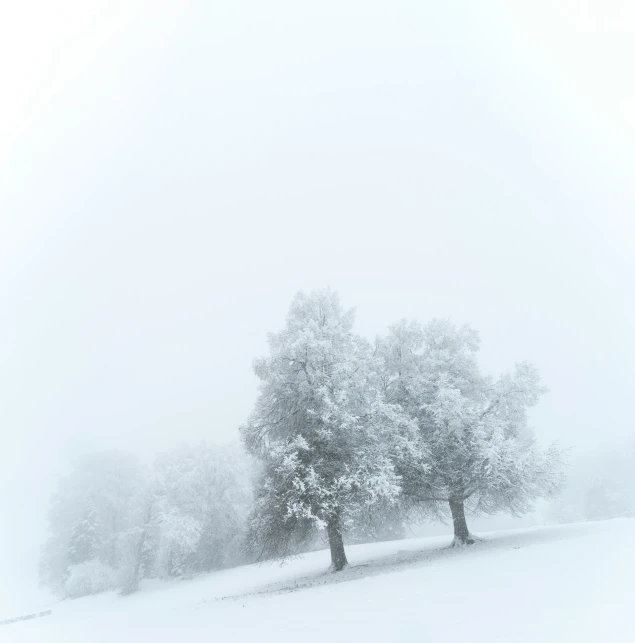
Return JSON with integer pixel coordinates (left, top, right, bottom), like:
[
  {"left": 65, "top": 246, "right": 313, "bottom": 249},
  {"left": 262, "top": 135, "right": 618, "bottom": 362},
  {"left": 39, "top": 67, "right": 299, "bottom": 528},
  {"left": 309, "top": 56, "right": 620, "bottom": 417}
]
[{"left": 5, "top": 518, "right": 633, "bottom": 643}]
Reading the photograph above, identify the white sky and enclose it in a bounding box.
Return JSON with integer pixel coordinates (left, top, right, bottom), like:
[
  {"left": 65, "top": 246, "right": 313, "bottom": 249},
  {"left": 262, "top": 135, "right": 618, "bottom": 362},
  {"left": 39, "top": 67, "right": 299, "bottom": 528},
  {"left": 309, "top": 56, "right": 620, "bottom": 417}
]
[{"left": 1, "top": 0, "right": 634, "bottom": 610}]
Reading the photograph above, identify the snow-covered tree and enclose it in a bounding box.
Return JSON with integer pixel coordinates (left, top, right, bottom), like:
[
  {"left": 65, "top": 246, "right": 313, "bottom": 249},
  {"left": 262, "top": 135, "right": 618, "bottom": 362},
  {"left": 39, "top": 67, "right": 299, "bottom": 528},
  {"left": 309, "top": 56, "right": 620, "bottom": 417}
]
[
  {"left": 241, "top": 290, "right": 419, "bottom": 570},
  {"left": 377, "top": 318, "right": 565, "bottom": 546}
]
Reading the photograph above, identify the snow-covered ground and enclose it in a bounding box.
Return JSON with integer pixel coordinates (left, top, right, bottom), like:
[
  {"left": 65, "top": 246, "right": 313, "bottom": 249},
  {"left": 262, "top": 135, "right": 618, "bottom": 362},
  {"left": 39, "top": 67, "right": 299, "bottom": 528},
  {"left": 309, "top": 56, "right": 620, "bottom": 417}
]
[{"left": 4, "top": 518, "right": 632, "bottom": 642}]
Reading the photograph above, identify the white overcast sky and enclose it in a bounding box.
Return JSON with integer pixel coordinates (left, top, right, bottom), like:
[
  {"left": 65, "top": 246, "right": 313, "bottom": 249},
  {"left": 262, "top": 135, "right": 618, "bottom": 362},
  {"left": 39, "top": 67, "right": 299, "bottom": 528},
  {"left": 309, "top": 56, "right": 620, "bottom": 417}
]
[{"left": 1, "top": 0, "right": 634, "bottom": 609}]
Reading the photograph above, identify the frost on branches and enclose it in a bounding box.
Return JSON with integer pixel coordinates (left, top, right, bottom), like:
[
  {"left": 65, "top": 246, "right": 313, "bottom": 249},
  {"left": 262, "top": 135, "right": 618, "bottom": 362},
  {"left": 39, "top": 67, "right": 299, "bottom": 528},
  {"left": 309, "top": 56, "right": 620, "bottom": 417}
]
[
  {"left": 241, "top": 290, "right": 420, "bottom": 570},
  {"left": 377, "top": 319, "right": 565, "bottom": 546}
]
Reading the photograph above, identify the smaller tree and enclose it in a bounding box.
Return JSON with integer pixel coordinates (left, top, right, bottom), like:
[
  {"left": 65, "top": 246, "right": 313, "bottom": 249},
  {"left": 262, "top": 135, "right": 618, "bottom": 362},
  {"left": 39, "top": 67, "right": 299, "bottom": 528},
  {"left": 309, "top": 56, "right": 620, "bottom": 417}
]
[{"left": 377, "top": 319, "right": 565, "bottom": 546}]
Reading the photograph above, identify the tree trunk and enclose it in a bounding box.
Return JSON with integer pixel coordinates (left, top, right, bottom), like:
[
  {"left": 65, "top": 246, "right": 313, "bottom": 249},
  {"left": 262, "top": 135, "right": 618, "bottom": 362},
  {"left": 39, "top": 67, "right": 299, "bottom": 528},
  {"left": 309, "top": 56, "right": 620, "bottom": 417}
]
[
  {"left": 121, "top": 501, "right": 153, "bottom": 595},
  {"left": 449, "top": 498, "right": 474, "bottom": 547},
  {"left": 326, "top": 516, "right": 348, "bottom": 571},
  {"left": 120, "top": 534, "right": 144, "bottom": 595},
  {"left": 129, "top": 547, "right": 143, "bottom": 593}
]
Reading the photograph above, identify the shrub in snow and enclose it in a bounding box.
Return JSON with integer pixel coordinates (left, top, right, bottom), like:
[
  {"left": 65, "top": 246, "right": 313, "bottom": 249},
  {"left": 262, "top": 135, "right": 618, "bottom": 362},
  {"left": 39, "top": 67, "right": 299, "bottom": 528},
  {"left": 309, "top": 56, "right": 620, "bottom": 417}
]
[{"left": 64, "top": 559, "right": 118, "bottom": 599}]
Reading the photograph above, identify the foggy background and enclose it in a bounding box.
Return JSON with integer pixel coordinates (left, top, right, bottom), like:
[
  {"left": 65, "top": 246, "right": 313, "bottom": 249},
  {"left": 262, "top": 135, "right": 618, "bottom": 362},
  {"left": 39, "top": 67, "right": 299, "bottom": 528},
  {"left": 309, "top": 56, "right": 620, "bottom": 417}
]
[{"left": 1, "top": 0, "right": 633, "bottom": 613}]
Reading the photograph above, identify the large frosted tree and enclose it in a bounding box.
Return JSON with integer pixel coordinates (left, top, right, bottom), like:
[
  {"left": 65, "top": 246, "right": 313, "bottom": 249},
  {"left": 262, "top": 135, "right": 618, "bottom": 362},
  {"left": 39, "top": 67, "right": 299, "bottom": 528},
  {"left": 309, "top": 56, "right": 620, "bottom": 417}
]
[
  {"left": 377, "top": 319, "right": 565, "bottom": 546},
  {"left": 241, "top": 290, "right": 419, "bottom": 570}
]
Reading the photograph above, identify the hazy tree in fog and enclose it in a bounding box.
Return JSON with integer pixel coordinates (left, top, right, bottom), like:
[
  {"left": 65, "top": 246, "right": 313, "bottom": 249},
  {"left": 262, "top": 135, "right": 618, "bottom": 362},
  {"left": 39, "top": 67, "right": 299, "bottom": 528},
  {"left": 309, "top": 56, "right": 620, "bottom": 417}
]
[
  {"left": 148, "top": 442, "right": 253, "bottom": 579},
  {"left": 40, "top": 451, "right": 143, "bottom": 596},
  {"left": 546, "top": 440, "right": 634, "bottom": 524},
  {"left": 119, "top": 442, "right": 253, "bottom": 594},
  {"left": 117, "top": 474, "right": 158, "bottom": 595},
  {"left": 41, "top": 443, "right": 253, "bottom": 597},
  {"left": 241, "top": 290, "right": 420, "bottom": 570},
  {"left": 67, "top": 507, "right": 101, "bottom": 565},
  {"left": 377, "top": 319, "right": 565, "bottom": 546},
  {"left": 584, "top": 476, "right": 622, "bottom": 521}
]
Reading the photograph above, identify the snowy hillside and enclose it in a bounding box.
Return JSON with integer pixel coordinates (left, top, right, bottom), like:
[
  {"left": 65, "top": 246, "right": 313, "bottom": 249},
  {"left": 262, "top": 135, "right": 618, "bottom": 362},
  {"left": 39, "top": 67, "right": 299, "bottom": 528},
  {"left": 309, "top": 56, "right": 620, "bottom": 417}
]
[{"left": 5, "top": 519, "right": 632, "bottom": 643}]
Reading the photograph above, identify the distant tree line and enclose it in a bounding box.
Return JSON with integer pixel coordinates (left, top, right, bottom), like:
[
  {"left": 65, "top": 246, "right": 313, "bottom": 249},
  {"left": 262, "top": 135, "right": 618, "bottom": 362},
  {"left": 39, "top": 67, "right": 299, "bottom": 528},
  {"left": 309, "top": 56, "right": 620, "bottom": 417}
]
[
  {"left": 40, "top": 289, "right": 565, "bottom": 597},
  {"left": 545, "top": 441, "right": 635, "bottom": 524},
  {"left": 40, "top": 444, "right": 253, "bottom": 597}
]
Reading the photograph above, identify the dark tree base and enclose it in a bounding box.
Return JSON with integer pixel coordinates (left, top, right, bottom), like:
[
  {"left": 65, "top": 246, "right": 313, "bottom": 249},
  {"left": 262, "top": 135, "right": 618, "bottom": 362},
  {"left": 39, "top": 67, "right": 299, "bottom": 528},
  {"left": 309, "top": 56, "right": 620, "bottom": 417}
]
[
  {"left": 328, "top": 561, "right": 348, "bottom": 572},
  {"left": 450, "top": 534, "right": 476, "bottom": 548},
  {"left": 327, "top": 518, "right": 348, "bottom": 571},
  {"left": 449, "top": 498, "right": 475, "bottom": 548}
]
